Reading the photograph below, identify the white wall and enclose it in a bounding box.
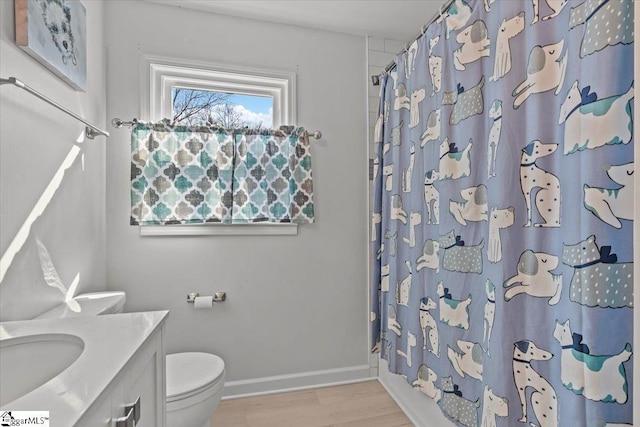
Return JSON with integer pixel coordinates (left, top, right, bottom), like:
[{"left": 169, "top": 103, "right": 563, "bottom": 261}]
[
  {"left": 104, "top": 1, "right": 370, "bottom": 396},
  {"left": 0, "top": 1, "right": 107, "bottom": 321}
]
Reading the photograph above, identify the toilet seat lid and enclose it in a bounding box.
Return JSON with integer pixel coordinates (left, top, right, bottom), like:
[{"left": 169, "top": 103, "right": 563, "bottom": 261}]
[{"left": 166, "top": 352, "right": 225, "bottom": 400}]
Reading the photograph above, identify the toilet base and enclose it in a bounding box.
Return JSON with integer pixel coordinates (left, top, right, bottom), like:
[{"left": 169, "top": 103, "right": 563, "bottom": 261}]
[
  {"left": 166, "top": 397, "right": 221, "bottom": 427},
  {"left": 166, "top": 382, "right": 223, "bottom": 427},
  {"left": 165, "top": 414, "right": 214, "bottom": 427}
]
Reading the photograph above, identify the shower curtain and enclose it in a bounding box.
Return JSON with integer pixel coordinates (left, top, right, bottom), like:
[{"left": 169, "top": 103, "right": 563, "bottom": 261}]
[{"left": 370, "top": 1, "right": 633, "bottom": 426}]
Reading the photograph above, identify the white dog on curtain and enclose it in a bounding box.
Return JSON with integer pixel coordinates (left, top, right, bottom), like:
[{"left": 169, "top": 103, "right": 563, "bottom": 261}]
[
  {"left": 583, "top": 162, "right": 634, "bottom": 229},
  {"left": 553, "top": 319, "right": 632, "bottom": 403},
  {"left": 453, "top": 20, "right": 490, "bottom": 71}
]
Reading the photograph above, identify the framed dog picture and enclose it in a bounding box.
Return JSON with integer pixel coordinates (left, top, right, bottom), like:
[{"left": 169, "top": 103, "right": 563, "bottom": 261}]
[{"left": 15, "top": 0, "right": 87, "bottom": 91}]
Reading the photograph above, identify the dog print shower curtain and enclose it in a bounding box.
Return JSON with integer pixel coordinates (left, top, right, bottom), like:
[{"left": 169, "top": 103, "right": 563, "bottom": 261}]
[{"left": 370, "top": 1, "right": 634, "bottom": 426}]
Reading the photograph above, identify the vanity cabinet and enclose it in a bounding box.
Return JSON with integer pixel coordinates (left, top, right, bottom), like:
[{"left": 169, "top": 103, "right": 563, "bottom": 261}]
[
  {"left": 77, "top": 321, "right": 166, "bottom": 427},
  {"left": 125, "top": 328, "right": 165, "bottom": 427}
]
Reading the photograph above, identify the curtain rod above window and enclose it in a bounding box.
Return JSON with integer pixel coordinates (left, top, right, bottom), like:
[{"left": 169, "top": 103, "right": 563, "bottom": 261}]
[
  {"left": 371, "top": 0, "right": 455, "bottom": 86},
  {"left": 0, "top": 77, "right": 109, "bottom": 138},
  {"left": 111, "top": 118, "right": 322, "bottom": 140}
]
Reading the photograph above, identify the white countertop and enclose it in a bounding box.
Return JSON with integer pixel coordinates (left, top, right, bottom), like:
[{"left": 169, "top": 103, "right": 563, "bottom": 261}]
[{"left": 0, "top": 311, "right": 169, "bottom": 425}]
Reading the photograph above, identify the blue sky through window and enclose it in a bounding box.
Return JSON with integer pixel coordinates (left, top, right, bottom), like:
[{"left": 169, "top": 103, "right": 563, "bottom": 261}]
[
  {"left": 227, "top": 94, "right": 273, "bottom": 128},
  {"left": 172, "top": 87, "right": 273, "bottom": 128}
]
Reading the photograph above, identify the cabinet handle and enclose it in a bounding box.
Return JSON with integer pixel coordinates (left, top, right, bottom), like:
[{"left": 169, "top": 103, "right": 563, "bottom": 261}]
[
  {"left": 114, "top": 396, "right": 140, "bottom": 427},
  {"left": 125, "top": 396, "right": 141, "bottom": 425},
  {"left": 114, "top": 407, "right": 134, "bottom": 427}
]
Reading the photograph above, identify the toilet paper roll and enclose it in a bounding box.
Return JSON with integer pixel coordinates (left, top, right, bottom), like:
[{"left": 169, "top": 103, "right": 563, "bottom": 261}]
[{"left": 193, "top": 296, "right": 214, "bottom": 309}]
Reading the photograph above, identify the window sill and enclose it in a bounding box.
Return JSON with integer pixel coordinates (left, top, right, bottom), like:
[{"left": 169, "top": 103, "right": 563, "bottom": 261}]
[{"left": 139, "top": 223, "right": 298, "bottom": 237}]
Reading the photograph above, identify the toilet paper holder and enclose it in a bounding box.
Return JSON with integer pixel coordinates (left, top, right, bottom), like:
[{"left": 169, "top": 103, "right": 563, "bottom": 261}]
[{"left": 187, "top": 292, "right": 226, "bottom": 303}]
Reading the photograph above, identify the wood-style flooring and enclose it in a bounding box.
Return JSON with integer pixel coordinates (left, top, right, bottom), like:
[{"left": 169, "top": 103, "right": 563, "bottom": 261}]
[{"left": 210, "top": 380, "right": 412, "bottom": 427}]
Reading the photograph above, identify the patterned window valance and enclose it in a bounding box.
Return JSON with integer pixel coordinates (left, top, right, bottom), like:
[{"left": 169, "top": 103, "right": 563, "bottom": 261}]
[{"left": 130, "top": 121, "right": 314, "bottom": 225}]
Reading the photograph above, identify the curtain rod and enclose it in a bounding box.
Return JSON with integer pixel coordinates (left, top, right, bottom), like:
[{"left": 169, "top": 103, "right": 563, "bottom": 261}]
[
  {"left": 372, "top": 0, "right": 456, "bottom": 85},
  {"left": 0, "top": 77, "right": 109, "bottom": 138},
  {"left": 111, "top": 118, "right": 323, "bottom": 140}
]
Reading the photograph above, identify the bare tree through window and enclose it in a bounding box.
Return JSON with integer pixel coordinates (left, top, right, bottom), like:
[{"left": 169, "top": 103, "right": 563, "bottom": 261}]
[
  {"left": 172, "top": 88, "right": 272, "bottom": 129},
  {"left": 208, "top": 103, "right": 244, "bottom": 128},
  {"left": 172, "top": 88, "right": 229, "bottom": 125}
]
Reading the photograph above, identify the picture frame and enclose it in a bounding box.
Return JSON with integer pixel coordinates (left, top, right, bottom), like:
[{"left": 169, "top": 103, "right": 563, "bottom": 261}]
[{"left": 15, "top": 0, "right": 87, "bottom": 91}]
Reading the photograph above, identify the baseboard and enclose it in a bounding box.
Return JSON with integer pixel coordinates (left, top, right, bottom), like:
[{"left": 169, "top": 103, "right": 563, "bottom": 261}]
[
  {"left": 377, "top": 358, "right": 453, "bottom": 427},
  {"left": 378, "top": 367, "right": 424, "bottom": 427},
  {"left": 222, "top": 364, "right": 374, "bottom": 399}
]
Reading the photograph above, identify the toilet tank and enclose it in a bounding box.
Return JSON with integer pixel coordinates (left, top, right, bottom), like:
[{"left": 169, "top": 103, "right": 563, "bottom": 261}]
[{"left": 35, "top": 292, "right": 126, "bottom": 319}]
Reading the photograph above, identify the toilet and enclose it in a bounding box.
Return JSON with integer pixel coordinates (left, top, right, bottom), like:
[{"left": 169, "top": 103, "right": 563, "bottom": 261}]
[
  {"left": 166, "top": 352, "right": 225, "bottom": 427},
  {"left": 36, "top": 291, "right": 225, "bottom": 427}
]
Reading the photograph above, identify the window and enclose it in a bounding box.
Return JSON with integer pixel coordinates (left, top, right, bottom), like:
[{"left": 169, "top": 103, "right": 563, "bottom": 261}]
[
  {"left": 141, "top": 55, "right": 296, "bottom": 127},
  {"left": 139, "top": 55, "right": 298, "bottom": 236},
  {"left": 172, "top": 88, "right": 274, "bottom": 128}
]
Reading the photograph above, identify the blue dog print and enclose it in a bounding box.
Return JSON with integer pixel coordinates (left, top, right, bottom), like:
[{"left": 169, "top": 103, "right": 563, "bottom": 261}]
[
  {"left": 443, "top": 76, "right": 485, "bottom": 125},
  {"left": 439, "top": 230, "right": 484, "bottom": 274},
  {"left": 562, "top": 235, "right": 633, "bottom": 308},
  {"left": 569, "top": 0, "right": 634, "bottom": 58},
  {"left": 439, "top": 376, "right": 479, "bottom": 427}
]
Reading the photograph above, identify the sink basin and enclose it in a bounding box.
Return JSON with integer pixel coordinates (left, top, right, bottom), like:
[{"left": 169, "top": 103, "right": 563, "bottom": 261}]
[{"left": 0, "top": 333, "right": 84, "bottom": 406}]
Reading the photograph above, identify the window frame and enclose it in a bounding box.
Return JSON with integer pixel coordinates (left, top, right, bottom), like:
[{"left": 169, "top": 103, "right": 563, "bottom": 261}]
[
  {"left": 138, "top": 55, "right": 299, "bottom": 236},
  {"left": 141, "top": 54, "right": 296, "bottom": 126}
]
